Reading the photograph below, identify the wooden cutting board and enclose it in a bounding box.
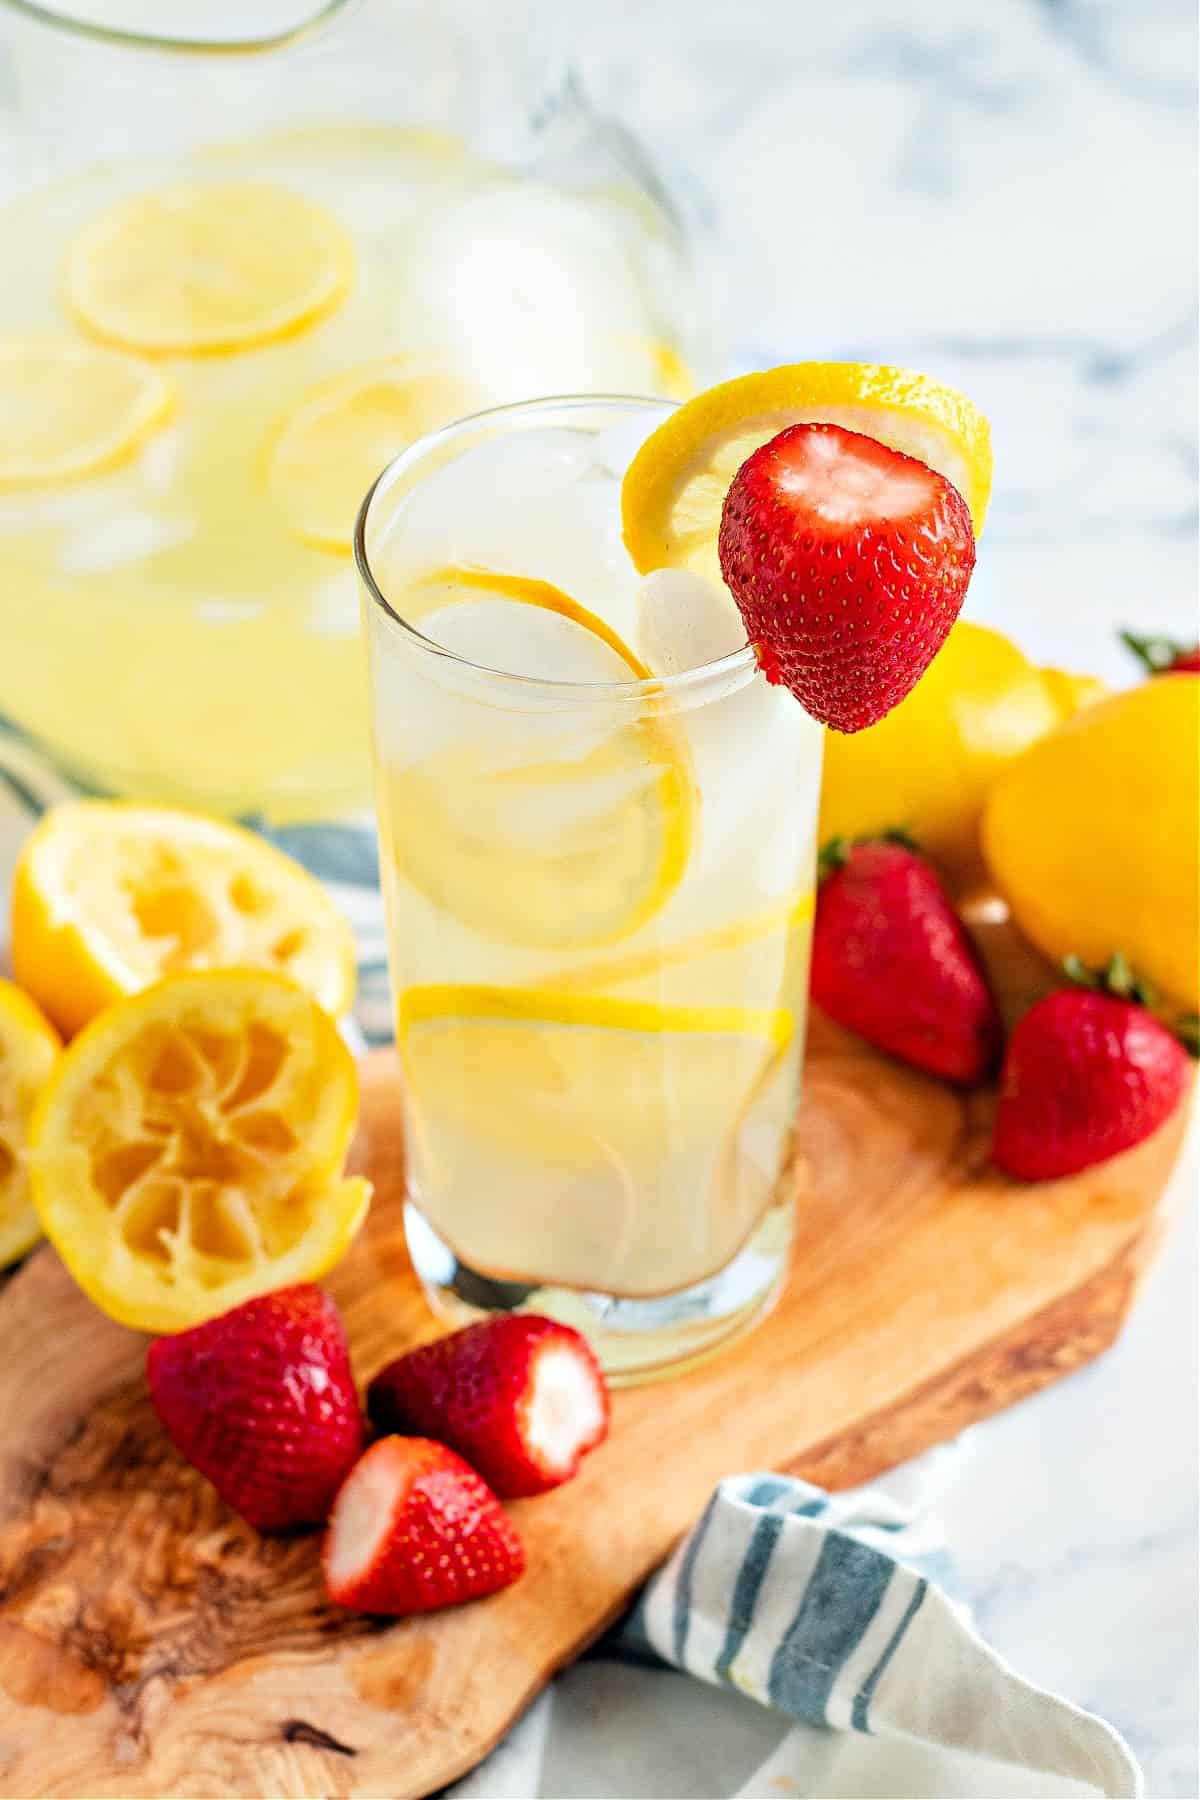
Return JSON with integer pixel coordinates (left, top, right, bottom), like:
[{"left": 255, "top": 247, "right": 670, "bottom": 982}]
[{"left": 0, "top": 914, "right": 1191, "bottom": 1800}]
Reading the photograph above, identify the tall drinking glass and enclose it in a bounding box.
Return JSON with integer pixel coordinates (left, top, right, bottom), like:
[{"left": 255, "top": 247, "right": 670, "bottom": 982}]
[{"left": 357, "top": 397, "right": 823, "bottom": 1382}]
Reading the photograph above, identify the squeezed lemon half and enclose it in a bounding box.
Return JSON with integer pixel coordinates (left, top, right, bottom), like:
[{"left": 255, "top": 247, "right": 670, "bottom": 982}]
[
  {"left": 12, "top": 802, "right": 356, "bottom": 1038},
  {"left": 30, "top": 969, "right": 369, "bottom": 1332},
  {"left": 0, "top": 981, "right": 60, "bottom": 1269}
]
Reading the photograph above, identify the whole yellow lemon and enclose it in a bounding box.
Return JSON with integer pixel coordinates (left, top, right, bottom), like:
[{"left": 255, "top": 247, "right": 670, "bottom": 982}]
[
  {"left": 819, "top": 622, "right": 1068, "bottom": 889},
  {"left": 982, "top": 673, "right": 1199, "bottom": 1009}
]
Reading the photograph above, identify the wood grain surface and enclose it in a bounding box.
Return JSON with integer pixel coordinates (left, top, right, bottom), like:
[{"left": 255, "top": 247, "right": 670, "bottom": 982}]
[{"left": 0, "top": 917, "right": 1191, "bottom": 1799}]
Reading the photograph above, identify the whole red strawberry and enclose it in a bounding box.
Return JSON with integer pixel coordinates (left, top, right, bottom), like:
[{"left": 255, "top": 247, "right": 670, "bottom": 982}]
[
  {"left": 323, "top": 1436, "right": 524, "bottom": 1616},
  {"left": 367, "top": 1315, "right": 609, "bottom": 1499},
  {"left": 718, "top": 422, "right": 976, "bottom": 731},
  {"left": 811, "top": 836, "right": 1002, "bottom": 1083},
  {"left": 992, "top": 960, "right": 1191, "bottom": 1180},
  {"left": 1120, "top": 629, "right": 1200, "bottom": 676},
  {"left": 147, "top": 1284, "right": 364, "bottom": 1532}
]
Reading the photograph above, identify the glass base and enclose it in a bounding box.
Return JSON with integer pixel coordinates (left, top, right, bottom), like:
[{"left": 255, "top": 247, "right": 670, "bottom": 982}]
[{"left": 403, "top": 1197, "right": 793, "bottom": 1386}]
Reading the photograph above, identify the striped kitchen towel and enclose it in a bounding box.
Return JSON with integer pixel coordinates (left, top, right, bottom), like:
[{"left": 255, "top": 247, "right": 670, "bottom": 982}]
[{"left": 609, "top": 1474, "right": 1141, "bottom": 1800}]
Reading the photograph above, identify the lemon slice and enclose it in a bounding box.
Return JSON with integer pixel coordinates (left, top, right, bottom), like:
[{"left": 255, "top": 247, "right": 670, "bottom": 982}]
[
  {"left": 11, "top": 802, "right": 356, "bottom": 1039},
  {"left": 64, "top": 182, "right": 352, "bottom": 356},
  {"left": 622, "top": 362, "right": 992, "bottom": 577},
  {"left": 382, "top": 566, "right": 695, "bottom": 951},
  {"left": 267, "top": 360, "right": 475, "bottom": 551},
  {"left": 30, "top": 969, "right": 370, "bottom": 1332},
  {"left": 0, "top": 981, "right": 60, "bottom": 1268},
  {"left": 534, "top": 890, "right": 815, "bottom": 995},
  {"left": 0, "top": 337, "right": 174, "bottom": 486},
  {"left": 397, "top": 984, "right": 794, "bottom": 1296}
]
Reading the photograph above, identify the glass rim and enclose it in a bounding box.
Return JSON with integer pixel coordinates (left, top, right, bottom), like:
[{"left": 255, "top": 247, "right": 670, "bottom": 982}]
[
  {"left": 0, "top": 0, "right": 356, "bottom": 55},
  {"left": 354, "top": 392, "right": 759, "bottom": 704}
]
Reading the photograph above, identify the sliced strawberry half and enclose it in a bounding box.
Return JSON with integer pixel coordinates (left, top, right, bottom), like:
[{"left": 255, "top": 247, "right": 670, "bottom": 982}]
[
  {"left": 718, "top": 421, "right": 976, "bottom": 732},
  {"left": 322, "top": 1436, "right": 525, "bottom": 1616},
  {"left": 366, "top": 1315, "right": 610, "bottom": 1499}
]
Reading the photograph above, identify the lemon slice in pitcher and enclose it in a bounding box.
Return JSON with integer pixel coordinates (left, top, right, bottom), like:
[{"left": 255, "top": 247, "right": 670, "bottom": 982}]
[
  {"left": 30, "top": 969, "right": 369, "bottom": 1332},
  {"left": 382, "top": 566, "right": 696, "bottom": 950},
  {"left": 64, "top": 182, "right": 352, "bottom": 356},
  {"left": 267, "top": 360, "right": 475, "bottom": 551},
  {"left": 396, "top": 985, "right": 794, "bottom": 1294},
  {"left": 0, "top": 338, "right": 173, "bottom": 486},
  {"left": 621, "top": 362, "right": 992, "bottom": 577}
]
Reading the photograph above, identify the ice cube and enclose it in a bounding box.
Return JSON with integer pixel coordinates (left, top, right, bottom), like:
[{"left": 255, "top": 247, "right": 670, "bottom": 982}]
[{"left": 636, "top": 568, "right": 746, "bottom": 677}]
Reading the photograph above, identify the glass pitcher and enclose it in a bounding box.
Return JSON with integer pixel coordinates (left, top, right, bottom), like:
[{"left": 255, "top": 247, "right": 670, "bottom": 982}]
[{"left": 0, "top": 0, "right": 712, "bottom": 822}]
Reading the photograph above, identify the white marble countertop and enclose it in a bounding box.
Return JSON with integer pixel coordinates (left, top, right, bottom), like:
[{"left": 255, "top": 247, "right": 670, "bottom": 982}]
[{"left": 577, "top": 3, "right": 1198, "bottom": 1793}]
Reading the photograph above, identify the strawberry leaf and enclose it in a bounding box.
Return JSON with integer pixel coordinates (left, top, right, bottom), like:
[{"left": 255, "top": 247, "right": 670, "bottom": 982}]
[
  {"left": 1120, "top": 628, "right": 1189, "bottom": 675},
  {"left": 879, "top": 826, "right": 920, "bottom": 852},
  {"left": 1063, "top": 952, "right": 1156, "bottom": 1008},
  {"left": 818, "top": 836, "right": 851, "bottom": 878}
]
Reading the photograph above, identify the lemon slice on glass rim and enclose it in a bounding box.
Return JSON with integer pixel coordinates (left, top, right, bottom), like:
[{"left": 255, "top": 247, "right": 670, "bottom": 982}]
[
  {"left": 621, "top": 362, "right": 993, "bottom": 578},
  {"left": 380, "top": 565, "right": 697, "bottom": 952},
  {"left": 12, "top": 802, "right": 356, "bottom": 1039},
  {"left": 0, "top": 337, "right": 174, "bottom": 486},
  {"left": 63, "top": 182, "right": 352, "bottom": 356},
  {"left": 30, "top": 969, "right": 370, "bottom": 1333},
  {"left": 0, "top": 981, "right": 60, "bottom": 1269}
]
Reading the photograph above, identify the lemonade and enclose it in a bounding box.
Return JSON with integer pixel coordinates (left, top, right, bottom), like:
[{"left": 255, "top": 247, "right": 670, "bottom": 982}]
[
  {"left": 359, "top": 398, "right": 823, "bottom": 1379},
  {"left": 0, "top": 126, "right": 698, "bottom": 820}
]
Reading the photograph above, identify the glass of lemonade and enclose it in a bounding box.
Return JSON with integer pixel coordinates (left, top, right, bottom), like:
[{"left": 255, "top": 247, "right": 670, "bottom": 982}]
[
  {"left": 0, "top": 0, "right": 706, "bottom": 822},
  {"left": 358, "top": 397, "right": 823, "bottom": 1381}
]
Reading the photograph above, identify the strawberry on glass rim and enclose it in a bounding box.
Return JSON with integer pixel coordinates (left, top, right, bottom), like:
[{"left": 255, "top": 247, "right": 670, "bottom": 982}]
[{"left": 621, "top": 362, "right": 991, "bottom": 733}]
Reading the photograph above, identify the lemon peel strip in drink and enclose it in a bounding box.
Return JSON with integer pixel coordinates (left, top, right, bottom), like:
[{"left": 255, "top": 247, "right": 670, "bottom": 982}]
[
  {"left": 396, "top": 983, "right": 794, "bottom": 1052},
  {"left": 533, "top": 890, "right": 815, "bottom": 994},
  {"left": 422, "top": 565, "right": 659, "bottom": 680}
]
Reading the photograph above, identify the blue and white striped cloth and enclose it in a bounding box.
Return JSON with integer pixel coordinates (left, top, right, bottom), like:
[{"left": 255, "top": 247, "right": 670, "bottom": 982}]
[
  {"left": 0, "top": 733, "right": 1143, "bottom": 1800},
  {"left": 610, "top": 1475, "right": 1139, "bottom": 1798}
]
